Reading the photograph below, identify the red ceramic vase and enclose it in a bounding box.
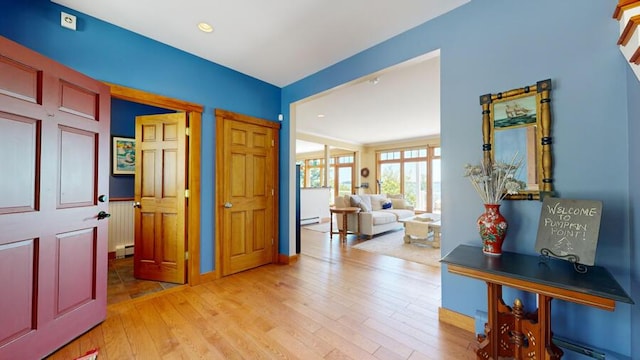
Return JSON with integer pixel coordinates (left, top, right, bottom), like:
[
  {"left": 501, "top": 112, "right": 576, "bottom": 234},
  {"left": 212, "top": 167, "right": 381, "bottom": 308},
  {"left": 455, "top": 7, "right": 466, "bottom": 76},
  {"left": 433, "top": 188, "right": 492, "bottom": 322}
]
[{"left": 477, "top": 204, "right": 508, "bottom": 255}]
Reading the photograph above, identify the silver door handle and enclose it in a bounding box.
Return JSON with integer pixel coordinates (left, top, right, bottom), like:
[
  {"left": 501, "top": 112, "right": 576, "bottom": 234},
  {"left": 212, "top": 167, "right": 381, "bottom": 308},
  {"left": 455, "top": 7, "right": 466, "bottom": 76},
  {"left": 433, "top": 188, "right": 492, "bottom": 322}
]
[{"left": 224, "top": 202, "right": 233, "bottom": 208}]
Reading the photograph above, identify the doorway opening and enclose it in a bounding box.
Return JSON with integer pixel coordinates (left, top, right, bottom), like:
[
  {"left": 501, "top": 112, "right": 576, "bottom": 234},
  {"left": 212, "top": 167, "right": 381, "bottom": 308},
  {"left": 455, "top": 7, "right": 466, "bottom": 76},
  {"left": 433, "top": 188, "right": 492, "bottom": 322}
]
[
  {"left": 106, "top": 83, "right": 204, "bottom": 304},
  {"left": 107, "top": 99, "right": 175, "bottom": 304},
  {"left": 291, "top": 50, "right": 442, "bottom": 255},
  {"left": 107, "top": 257, "right": 181, "bottom": 305}
]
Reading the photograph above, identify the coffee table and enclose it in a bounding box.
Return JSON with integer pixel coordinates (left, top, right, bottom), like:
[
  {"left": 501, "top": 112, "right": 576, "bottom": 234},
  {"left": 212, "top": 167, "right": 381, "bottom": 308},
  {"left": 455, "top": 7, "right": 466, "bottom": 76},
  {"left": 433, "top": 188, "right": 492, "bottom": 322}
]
[{"left": 400, "top": 215, "right": 441, "bottom": 248}]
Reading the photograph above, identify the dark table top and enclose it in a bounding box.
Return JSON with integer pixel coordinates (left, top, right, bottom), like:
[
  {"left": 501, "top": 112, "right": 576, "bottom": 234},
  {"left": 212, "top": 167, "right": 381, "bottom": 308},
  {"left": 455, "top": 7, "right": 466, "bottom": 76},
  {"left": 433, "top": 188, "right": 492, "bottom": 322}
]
[{"left": 441, "top": 245, "right": 633, "bottom": 304}]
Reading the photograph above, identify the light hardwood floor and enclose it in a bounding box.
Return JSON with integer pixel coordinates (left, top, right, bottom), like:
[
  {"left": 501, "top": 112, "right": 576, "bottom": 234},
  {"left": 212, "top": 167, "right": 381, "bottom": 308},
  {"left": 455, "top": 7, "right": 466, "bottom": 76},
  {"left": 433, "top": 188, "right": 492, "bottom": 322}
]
[{"left": 47, "top": 227, "right": 476, "bottom": 359}]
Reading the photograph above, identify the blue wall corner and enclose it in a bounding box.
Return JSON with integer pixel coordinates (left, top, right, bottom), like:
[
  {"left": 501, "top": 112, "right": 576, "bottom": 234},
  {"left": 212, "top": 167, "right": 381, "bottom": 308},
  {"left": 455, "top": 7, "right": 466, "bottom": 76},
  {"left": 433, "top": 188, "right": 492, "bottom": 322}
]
[
  {"left": 626, "top": 65, "right": 640, "bottom": 360},
  {"left": 109, "top": 99, "right": 174, "bottom": 199},
  {"left": 2, "top": 0, "right": 636, "bottom": 356},
  {"left": 0, "top": 0, "right": 281, "bottom": 275},
  {"left": 284, "top": 0, "right": 634, "bottom": 356}
]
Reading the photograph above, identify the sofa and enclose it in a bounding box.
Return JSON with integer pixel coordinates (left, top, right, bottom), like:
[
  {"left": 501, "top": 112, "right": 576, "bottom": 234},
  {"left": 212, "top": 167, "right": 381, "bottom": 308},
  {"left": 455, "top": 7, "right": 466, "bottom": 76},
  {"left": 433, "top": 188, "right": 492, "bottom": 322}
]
[{"left": 333, "top": 194, "right": 416, "bottom": 239}]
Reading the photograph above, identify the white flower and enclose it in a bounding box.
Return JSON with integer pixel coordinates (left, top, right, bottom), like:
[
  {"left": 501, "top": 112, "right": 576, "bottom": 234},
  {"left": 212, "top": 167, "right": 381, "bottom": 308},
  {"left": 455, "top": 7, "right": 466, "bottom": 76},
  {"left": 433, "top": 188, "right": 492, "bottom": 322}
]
[{"left": 463, "top": 153, "right": 525, "bottom": 204}]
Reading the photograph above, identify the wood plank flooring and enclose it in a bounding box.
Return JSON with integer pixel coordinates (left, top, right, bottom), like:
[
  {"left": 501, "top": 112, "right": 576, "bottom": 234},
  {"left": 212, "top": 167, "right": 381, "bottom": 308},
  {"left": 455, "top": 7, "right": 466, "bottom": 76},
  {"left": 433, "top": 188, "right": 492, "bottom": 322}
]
[{"left": 46, "top": 227, "right": 476, "bottom": 359}]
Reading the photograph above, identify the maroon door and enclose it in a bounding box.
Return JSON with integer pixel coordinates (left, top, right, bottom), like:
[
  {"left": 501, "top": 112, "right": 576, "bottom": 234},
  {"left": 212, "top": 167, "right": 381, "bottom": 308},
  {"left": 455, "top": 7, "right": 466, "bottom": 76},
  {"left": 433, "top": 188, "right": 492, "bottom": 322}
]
[{"left": 0, "top": 36, "right": 110, "bottom": 359}]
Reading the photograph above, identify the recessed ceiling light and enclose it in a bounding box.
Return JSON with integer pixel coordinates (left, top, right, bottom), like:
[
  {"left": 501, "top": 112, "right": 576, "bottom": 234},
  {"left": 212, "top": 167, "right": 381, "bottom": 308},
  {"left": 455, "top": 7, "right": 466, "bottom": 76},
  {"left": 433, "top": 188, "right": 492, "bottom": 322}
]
[
  {"left": 317, "top": 114, "right": 325, "bottom": 118},
  {"left": 198, "top": 22, "right": 214, "bottom": 33}
]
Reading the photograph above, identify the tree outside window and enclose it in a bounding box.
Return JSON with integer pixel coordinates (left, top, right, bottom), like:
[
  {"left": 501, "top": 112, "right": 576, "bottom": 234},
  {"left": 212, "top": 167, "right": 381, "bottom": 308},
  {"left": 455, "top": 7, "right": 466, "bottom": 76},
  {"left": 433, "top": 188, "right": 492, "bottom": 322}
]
[
  {"left": 377, "top": 146, "right": 440, "bottom": 213},
  {"left": 307, "top": 158, "right": 324, "bottom": 188},
  {"left": 380, "top": 163, "right": 401, "bottom": 195}
]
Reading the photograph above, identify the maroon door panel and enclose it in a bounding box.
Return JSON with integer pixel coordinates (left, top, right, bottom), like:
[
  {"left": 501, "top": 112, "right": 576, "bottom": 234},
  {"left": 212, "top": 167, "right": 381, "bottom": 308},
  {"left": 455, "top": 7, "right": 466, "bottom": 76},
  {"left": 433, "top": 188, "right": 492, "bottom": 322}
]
[
  {"left": 0, "top": 36, "right": 110, "bottom": 359},
  {"left": 0, "top": 239, "right": 36, "bottom": 346},
  {"left": 0, "top": 111, "right": 39, "bottom": 214},
  {"left": 0, "top": 55, "right": 41, "bottom": 105}
]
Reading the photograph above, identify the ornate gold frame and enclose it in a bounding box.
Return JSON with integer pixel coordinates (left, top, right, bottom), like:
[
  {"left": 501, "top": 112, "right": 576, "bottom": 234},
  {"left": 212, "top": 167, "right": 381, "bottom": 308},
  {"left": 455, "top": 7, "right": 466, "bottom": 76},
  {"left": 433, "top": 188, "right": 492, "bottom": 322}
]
[{"left": 479, "top": 79, "right": 553, "bottom": 200}]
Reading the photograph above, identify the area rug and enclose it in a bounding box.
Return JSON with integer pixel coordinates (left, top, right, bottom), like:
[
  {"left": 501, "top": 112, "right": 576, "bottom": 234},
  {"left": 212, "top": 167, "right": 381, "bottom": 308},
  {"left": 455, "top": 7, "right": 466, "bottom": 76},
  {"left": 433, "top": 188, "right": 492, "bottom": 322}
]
[
  {"left": 303, "top": 222, "right": 332, "bottom": 233},
  {"left": 352, "top": 230, "right": 441, "bottom": 268}
]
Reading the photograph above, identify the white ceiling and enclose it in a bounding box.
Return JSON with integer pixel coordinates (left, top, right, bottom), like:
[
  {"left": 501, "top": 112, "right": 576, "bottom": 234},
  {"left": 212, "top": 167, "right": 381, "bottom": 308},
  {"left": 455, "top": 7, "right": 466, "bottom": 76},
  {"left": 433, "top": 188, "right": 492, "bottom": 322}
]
[
  {"left": 52, "top": 0, "right": 469, "bottom": 151},
  {"left": 295, "top": 50, "right": 441, "bottom": 153}
]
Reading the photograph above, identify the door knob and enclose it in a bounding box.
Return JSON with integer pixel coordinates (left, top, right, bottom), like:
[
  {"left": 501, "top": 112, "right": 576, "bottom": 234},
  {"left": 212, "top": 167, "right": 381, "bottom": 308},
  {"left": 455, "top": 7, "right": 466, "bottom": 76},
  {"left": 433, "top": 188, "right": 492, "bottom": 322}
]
[
  {"left": 224, "top": 202, "right": 233, "bottom": 208},
  {"left": 98, "top": 194, "right": 108, "bottom": 203},
  {"left": 133, "top": 202, "right": 141, "bottom": 208},
  {"left": 97, "top": 211, "right": 111, "bottom": 220}
]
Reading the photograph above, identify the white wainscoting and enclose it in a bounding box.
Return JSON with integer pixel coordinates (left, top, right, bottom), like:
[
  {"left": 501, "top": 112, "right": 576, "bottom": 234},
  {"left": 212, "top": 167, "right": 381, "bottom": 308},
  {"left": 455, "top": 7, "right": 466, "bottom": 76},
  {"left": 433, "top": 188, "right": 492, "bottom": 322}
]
[
  {"left": 300, "top": 187, "right": 331, "bottom": 225},
  {"left": 108, "top": 200, "right": 134, "bottom": 257}
]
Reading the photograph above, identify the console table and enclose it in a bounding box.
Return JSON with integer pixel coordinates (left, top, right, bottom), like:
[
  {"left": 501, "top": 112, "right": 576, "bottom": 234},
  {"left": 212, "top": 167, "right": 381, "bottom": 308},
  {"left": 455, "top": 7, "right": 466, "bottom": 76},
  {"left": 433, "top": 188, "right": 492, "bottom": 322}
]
[{"left": 441, "top": 245, "right": 633, "bottom": 359}]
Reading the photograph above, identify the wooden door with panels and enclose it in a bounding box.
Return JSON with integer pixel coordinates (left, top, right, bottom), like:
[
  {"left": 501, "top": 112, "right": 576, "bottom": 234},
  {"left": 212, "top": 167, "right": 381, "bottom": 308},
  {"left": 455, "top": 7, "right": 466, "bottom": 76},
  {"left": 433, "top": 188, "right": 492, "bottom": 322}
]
[
  {"left": 0, "top": 36, "right": 110, "bottom": 359},
  {"left": 216, "top": 109, "right": 280, "bottom": 276},
  {"left": 134, "top": 113, "right": 187, "bottom": 284}
]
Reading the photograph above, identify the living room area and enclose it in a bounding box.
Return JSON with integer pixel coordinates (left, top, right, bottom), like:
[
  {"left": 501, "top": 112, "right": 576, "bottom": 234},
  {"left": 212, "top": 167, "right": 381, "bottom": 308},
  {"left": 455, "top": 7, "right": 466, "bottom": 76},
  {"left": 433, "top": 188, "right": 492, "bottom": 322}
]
[{"left": 295, "top": 51, "right": 442, "bottom": 260}]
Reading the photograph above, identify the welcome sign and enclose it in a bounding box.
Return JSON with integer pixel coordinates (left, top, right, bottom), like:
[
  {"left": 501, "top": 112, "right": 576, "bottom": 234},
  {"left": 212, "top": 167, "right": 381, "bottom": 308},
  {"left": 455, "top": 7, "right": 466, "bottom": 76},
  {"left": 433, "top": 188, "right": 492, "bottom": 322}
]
[{"left": 535, "top": 197, "right": 603, "bottom": 266}]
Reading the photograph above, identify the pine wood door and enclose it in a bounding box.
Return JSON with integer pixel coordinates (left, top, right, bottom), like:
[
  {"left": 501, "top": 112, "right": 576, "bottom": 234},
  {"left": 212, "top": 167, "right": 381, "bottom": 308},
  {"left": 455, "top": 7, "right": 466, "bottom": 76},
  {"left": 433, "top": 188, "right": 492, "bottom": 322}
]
[
  {"left": 0, "top": 36, "right": 110, "bottom": 359},
  {"left": 134, "top": 113, "right": 187, "bottom": 284},
  {"left": 216, "top": 110, "right": 279, "bottom": 276}
]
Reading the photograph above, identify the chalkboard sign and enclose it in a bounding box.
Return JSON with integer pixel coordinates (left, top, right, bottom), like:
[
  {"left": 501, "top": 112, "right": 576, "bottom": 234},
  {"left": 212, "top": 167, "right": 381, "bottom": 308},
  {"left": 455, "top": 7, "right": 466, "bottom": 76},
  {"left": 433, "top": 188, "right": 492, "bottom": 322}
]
[{"left": 535, "top": 197, "right": 603, "bottom": 266}]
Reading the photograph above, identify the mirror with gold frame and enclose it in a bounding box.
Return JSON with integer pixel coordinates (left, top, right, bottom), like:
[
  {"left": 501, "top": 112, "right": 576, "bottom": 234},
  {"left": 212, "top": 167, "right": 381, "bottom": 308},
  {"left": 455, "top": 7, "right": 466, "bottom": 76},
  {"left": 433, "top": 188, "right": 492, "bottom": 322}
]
[{"left": 479, "top": 79, "right": 553, "bottom": 200}]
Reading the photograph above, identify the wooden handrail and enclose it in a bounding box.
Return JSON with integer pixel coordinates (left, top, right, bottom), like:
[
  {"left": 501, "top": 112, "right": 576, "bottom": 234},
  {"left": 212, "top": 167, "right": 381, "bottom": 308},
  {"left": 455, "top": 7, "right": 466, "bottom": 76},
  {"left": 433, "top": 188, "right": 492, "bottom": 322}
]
[
  {"left": 613, "top": 0, "right": 640, "bottom": 20},
  {"left": 618, "top": 14, "right": 640, "bottom": 45},
  {"left": 631, "top": 47, "right": 640, "bottom": 64}
]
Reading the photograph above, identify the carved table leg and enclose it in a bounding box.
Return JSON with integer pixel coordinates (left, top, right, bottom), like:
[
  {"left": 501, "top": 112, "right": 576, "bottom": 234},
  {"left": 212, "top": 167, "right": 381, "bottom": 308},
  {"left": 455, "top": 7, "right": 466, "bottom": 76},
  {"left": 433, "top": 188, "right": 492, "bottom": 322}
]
[
  {"left": 477, "top": 282, "right": 502, "bottom": 359},
  {"left": 477, "top": 286, "right": 564, "bottom": 359},
  {"left": 538, "top": 294, "right": 563, "bottom": 359}
]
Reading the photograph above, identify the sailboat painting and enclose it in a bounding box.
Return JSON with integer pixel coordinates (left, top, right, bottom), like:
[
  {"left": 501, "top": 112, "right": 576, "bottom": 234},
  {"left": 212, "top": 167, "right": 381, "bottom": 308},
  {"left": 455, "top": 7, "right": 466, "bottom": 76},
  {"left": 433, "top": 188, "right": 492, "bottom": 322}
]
[
  {"left": 493, "top": 94, "right": 537, "bottom": 128},
  {"left": 112, "top": 136, "right": 136, "bottom": 175}
]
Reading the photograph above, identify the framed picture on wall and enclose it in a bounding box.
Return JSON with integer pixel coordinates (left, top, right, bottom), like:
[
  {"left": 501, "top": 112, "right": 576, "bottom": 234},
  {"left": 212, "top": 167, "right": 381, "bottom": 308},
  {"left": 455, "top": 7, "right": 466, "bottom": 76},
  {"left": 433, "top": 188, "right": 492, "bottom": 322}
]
[{"left": 112, "top": 136, "right": 135, "bottom": 175}]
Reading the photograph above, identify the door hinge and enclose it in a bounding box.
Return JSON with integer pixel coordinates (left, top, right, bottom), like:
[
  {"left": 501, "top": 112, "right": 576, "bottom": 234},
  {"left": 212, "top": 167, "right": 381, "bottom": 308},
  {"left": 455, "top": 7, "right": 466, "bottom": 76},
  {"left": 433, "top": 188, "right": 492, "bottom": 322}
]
[
  {"left": 185, "top": 189, "right": 190, "bottom": 198},
  {"left": 185, "top": 251, "right": 189, "bottom": 260},
  {"left": 271, "top": 139, "right": 274, "bottom": 147},
  {"left": 271, "top": 188, "right": 274, "bottom": 196},
  {"left": 271, "top": 238, "right": 274, "bottom": 245},
  {"left": 185, "top": 127, "right": 190, "bottom": 136}
]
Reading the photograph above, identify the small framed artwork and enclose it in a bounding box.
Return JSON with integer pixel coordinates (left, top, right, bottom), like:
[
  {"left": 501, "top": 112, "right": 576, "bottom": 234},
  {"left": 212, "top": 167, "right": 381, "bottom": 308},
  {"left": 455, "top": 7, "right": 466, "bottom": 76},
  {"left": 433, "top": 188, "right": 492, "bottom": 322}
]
[{"left": 112, "top": 136, "right": 135, "bottom": 175}]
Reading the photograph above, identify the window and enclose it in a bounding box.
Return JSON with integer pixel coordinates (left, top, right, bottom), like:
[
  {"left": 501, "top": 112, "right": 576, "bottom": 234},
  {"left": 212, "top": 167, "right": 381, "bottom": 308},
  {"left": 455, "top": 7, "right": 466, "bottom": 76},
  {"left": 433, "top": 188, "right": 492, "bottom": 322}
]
[
  {"left": 306, "top": 158, "right": 324, "bottom": 188},
  {"left": 296, "top": 161, "right": 305, "bottom": 188},
  {"left": 377, "top": 146, "right": 440, "bottom": 213},
  {"left": 431, "top": 147, "right": 441, "bottom": 213},
  {"left": 297, "top": 154, "right": 355, "bottom": 200},
  {"left": 329, "top": 155, "right": 354, "bottom": 200}
]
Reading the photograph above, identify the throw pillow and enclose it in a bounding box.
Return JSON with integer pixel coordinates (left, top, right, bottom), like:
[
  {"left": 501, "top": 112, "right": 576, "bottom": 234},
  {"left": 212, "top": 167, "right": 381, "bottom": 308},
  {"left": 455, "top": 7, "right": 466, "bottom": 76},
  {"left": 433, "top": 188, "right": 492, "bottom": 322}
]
[
  {"left": 381, "top": 200, "right": 393, "bottom": 209},
  {"left": 359, "top": 195, "right": 372, "bottom": 212},
  {"left": 350, "top": 195, "right": 362, "bottom": 207},
  {"left": 370, "top": 194, "right": 386, "bottom": 210},
  {"left": 350, "top": 194, "right": 371, "bottom": 212},
  {"left": 391, "top": 198, "right": 407, "bottom": 209}
]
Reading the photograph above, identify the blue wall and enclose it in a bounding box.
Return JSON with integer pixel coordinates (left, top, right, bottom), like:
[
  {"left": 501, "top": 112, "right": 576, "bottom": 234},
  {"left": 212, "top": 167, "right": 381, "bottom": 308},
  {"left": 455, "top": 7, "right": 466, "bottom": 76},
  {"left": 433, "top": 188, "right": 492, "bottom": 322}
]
[
  {"left": 627, "top": 65, "right": 640, "bottom": 358},
  {"left": 0, "top": 0, "right": 281, "bottom": 274},
  {"left": 283, "top": 0, "right": 635, "bottom": 357},
  {"left": 109, "top": 99, "right": 173, "bottom": 199},
  {"left": 2, "top": 0, "right": 637, "bottom": 357}
]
